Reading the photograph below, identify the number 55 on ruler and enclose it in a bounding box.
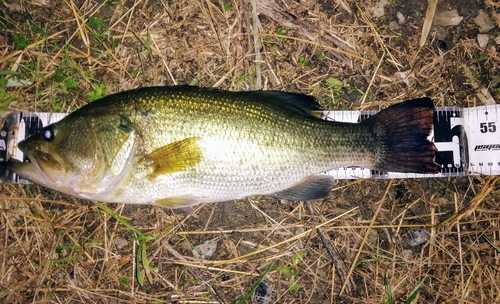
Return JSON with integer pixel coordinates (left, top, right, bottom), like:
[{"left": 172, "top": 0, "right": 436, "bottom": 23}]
[{"left": 465, "top": 106, "right": 500, "bottom": 175}]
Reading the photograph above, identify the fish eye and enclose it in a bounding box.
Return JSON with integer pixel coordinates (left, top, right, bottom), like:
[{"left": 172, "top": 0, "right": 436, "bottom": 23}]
[{"left": 43, "top": 126, "right": 57, "bottom": 141}]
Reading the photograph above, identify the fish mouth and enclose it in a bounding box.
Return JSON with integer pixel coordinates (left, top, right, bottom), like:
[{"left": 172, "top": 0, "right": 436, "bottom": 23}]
[
  {"left": 8, "top": 150, "right": 66, "bottom": 186},
  {"left": 8, "top": 158, "right": 45, "bottom": 181}
]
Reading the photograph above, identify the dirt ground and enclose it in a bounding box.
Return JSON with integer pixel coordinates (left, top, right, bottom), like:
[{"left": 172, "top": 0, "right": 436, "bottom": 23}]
[{"left": 1, "top": 0, "right": 500, "bottom": 303}]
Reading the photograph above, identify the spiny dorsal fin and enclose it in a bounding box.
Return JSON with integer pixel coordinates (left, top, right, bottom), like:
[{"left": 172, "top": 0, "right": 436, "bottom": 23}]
[{"left": 243, "top": 91, "right": 324, "bottom": 118}]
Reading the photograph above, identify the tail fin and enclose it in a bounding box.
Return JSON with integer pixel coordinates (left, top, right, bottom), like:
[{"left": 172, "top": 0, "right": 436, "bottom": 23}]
[{"left": 363, "top": 98, "right": 440, "bottom": 174}]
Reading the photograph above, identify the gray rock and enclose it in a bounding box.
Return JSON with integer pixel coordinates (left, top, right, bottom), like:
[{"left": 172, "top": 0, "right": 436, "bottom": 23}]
[
  {"left": 477, "top": 34, "right": 489, "bottom": 48},
  {"left": 408, "top": 227, "right": 429, "bottom": 247},
  {"left": 389, "top": 21, "right": 401, "bottom": 31},
  {"left": 434, "top": 9, "right": 463, "bottom": 27},
  {"left": 474, "top": 10, "right": 495, "bottom": 33},
  {"left": 113, "top": 236, "right": 129, "bottom": 250},
  {"left": 396, "top": 11, "right": 406, "bottom": 25},
  {"left": 254, "top": 280, "right": 276, "bottom": 304}
]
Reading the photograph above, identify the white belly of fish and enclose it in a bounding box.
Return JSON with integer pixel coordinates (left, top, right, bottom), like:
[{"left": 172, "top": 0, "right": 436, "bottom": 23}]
[{"left": 113, "top": 135, "right": 325, "bottom": 206}]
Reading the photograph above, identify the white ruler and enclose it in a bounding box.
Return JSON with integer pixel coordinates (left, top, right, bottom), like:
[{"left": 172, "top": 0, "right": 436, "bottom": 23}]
[{"left": 1, "top": 105, "right": 499, "bottom": 183}]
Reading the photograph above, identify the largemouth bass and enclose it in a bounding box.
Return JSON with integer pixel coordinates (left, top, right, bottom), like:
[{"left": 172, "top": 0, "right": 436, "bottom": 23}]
[{"left": 8, "top": 86, "right": 439, "bottom": 212}]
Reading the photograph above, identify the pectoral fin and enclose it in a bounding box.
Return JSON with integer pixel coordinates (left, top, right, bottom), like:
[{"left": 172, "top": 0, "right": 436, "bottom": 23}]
[
  {"left": 272, "top": 175, "right": 336, "bottom": 201},
  {"left": 143, "top": 137, "right": 203, "bottom": 179}
]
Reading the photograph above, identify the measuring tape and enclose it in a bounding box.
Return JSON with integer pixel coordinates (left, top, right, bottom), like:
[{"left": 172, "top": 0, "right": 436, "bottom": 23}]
[{"left": 1, "top": 105, "right": 499, "bottom": 183}]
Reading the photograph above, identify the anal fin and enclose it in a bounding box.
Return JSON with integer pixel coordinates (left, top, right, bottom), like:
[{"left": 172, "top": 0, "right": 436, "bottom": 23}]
[{"left": 272, "top": 175, "right": 336, "bottom": 201}]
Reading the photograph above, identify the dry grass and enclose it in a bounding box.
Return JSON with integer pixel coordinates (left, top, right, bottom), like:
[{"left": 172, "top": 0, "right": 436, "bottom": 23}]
[{"left": 1, "top": 0, "right": 500, "bottom": 303}]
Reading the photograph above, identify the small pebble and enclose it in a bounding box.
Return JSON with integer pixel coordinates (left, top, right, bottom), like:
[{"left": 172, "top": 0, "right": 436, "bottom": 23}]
[
  {"left": 474, "top": 10, "right": 495, "bottom": 33},
  {"left": 192, "top": 238, "right": 218, "bottom": 259},
  {"left": 477, "top": 34, "right": 489, "bottom": 48},
  {"left": 293, "top": 227, "right": 305, "bottom": 250},
  {"left": 389, "top": 21, "right": 400, "bottom": 31},
  {"left": 435, "top": 26, "right": 448, "bottom": 41},
  {"left": 114, "top": 236, "right": 129, "bottom": 249},
  {"left": 396, "top": 11, "right": 405, "bottom": 25},
  {"left": 367, "top": 0, "right": 389, "bottom": 18},
  {"left": 254, "top": 280, "right": 276, "bottom": 304},
  {"left": 394, "top": 70, "right": 415, "bottom": 86},
  {"left": 408, "top": 227, "right": 429, "bottom": 247},
  {"left": 495, "top": 35, "right": 500, "bottom": 45},
  {"left": 434, "top": 9, "right": 463, "bottom": 27},
  {"left": 402, "top": 249, "right": 414, "bottom": 260}
]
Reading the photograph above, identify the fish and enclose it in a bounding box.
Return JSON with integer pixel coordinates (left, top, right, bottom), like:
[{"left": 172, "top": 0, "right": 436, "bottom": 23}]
[{"left": 7, "top": 86, "right": 439, "bottom": 212}]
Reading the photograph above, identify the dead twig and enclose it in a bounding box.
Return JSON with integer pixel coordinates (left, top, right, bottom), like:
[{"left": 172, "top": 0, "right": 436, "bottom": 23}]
[
  {"left": 304, "top": 201, "right": 353, "bottom": 293},
  {"left": 420, "top": 0, "right": 438, "bottom": 47}
]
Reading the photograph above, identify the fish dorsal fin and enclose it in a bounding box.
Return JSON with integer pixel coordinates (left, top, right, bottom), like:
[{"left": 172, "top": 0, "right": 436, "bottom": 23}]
[
  {"left": 244, "top": 91, "right": 324, "bottom": 118},
  {"left": 272, "top": 175, "right": 336, "bottom": 201},
  {"left": 143, "top": 137, "right": 203, "bottom": 179}
]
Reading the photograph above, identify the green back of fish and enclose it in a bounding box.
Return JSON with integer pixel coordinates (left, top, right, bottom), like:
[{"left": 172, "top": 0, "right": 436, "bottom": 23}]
[{"left": 72, "top": 86, "right": 373, "bottom": 170}]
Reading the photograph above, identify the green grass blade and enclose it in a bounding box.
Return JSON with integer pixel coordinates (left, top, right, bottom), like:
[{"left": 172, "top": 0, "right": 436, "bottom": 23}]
[
  {"left": 483, "top": 235, "right": 500, "bottom": 253},
  {"left": 136, "top": 244, "right": 145, "bottom": 286},
  {"left": 383, "top": 274, "right": 393, "bottom": 304},
  {"left": 141, "top": 240, "right": 154, "bottom": 284},
  {"left": 50, "top": 254, "right": 83, "bottom": 264},
  {"left": 95, "top": 203, "right": 142, "bottom": 236},
  {"left": 404, "top": 277, "right": 426, "bottom": 304},
  {"left": 237, "top": 260, "right": 275, "bottom": 304}
]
